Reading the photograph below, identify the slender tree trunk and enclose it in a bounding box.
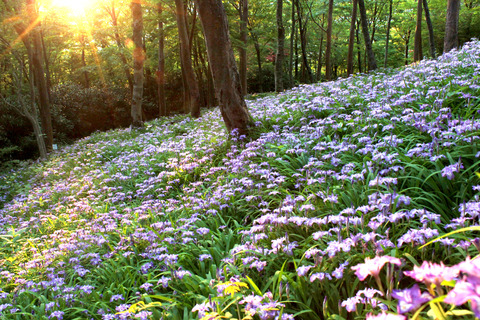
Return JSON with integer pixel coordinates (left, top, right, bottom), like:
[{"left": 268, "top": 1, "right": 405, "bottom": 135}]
[
  {"left": 295, "top": 0, "right": 313, "bottom": 82},
  {"left": 175, "top": 0, "right": 201, "bottom": 118},
  {"left": 81, "top": 47, "right": 90, "bottom": 88},
  {"left": 444, "top": 0, "right": 460, "bottom": 53},
  {"left": 251, "top": 31, "right": 264, "bottom": 92},
  {"left": 414, "top": 0, "right": 423, "bottom": 62},
  {"left": 40, "top": 30, "right": 52, "bottom": 100},
  {"left": 384, "top": 0, "right": 393, "bottom": 67},
  {"left": 275, "top": 0, "right": 285, "bottom": 92},
  {"left": 289, "top": 1, "right": 296, "bottom": 87},
  {"left": 157, "top": 3, "right": 167, "bottom": 117},
  {"left": 316, "top": 32, "right": 324, "bottom": 81},
  {"left": 423, "top": 0, "right": 436, "bottom": 58},
  {"left": 131, "top": 0, "right": 144, "bottom": 127},
  {"left": 194, "top": 0, "right": 252, "bottom": 135},
  {"left": 27, "top": 0, "right": 53, "bottom": 152},
  {"left": 239, "top": 0, "right": 248, "bottom": 96},
  {"left": 358, "top": 0, "right": 377, "bottom": 71},
  {"left": 325, "top": 0, "right": 334, "bottom": 81},
  {"left": 108, "top": 2, "right": 134, "bottom": 92},
  {"left": 356, "top": 22, "right": 362, "bottom": 73},
  {"left": 405, "top": 30, "right": 411, "bottom": 65},
  {"left": 347, "top": 0, "right": 358, "bottom": 75}
]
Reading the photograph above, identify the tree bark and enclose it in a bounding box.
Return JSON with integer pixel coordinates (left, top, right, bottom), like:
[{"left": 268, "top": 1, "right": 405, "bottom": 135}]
[
  {"left": 131, "top": 0, "right": 144, "bottom": 127},
  {"left": 157, "top": 3, "right": 167, "bottom": 117},
  {"left": 175, "top": 0, "right": 201, "bottom": 118},
  {"left": 275, "top": 0, "right": 285, "bottom": 92},
  {"left": 414, "top": 0, "right": 423, "bottom": 62},
  {"left": 27, "top": 0, "right": 53, "bottom": 152},
  {"left": 444, "top": 0, "right": 460, "bottom": 53},
  {"left": 423, "top": 0, "right": 436, "bottom": 58},
  {"left": 295, "top": 0, "right": 313, "bottom": 82},
  {"left": 289, "top": 0, "right": 296, "bottom": 87},
  {"left": 347, "top": 0, "right": 358, "bottom": 75},
  {"left": 404, "top": 30, "right": 411, "bottom": 65},
  {"left": 384, "top": 0, "right": 392, "bottom": 67},
  {"left": 194, "top": 0, "right": 252, "bottom": 135},
  {"left": 250, "top": 30, "right": 264, "bottom": 93},
  {"left": 358, "top": 0, "right": 377, "bottom": 71},
  {"left": 325, "top": 0, "right": 334, "bottom": 81},
  {"left": 316, "top": 31, "right": 324, "bottom": 81},
  {"left": 239, "top": 0, "right": 248, "bottom": 96}
]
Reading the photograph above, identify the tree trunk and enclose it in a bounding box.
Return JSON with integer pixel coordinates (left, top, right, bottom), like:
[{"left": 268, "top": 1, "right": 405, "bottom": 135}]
[
  {"left": 295, "top": 0, "right": 313, "bottom": 82},
  {"left": 414, "top": 0, "right": 423, "bottom": 62},
  {"left": 405, "top": 30, "right": 411, "bottom": 65},
  {"left": 347, "top": 0, "right": 358, "bottom": 75},
  {"left": 325, "top": 0, "right": 334, "bottom": 81},
  {"left": 194, "top": 0, "right": 252, "bottom": 135},
  {"left": 175, "top": 0, "right": 201, "bottom": 118},
  {"left": 239, "top": 0, "right": 248, "bottom": 96},
  {"left": 289, "top": 1, "right": 296, "bottom": 87},
  {"left": 27, "top": 0, "right": 53, "bottom": 152},
  {"left": 384, "top": 0, "right": 393, "bottom": 67},
  {"left": 107, "top": 2, "right": 134, "bottom": 92},
  {"left": 157, "top": 3, "right": 167, "bottom": 117},
  {"left": 423, "top": 0, "right": 436, "bottom": 58},
  {"left": 356, "top": 22, "right": 362, "bottom": 73},
  {"left": 316, "top": 31, "right": 324, "bottom": 81},
  {"left": 131, "top": 0, "right": 144, "bottom": 127},
  {"left": 357, "top": 0, "right": 377, "bottom": 71},
  {"left": 250, "top": 31, "right": 264, "bottom": 92},
  {"left": 444, "top": 0, "right": 460, "bottom": 53},
  {"left": 275, "top": 0, "right": 285, "bottom": 92}
]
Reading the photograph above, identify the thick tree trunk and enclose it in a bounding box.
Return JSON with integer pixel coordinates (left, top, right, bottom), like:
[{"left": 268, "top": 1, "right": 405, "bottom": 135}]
[
  {"left": 358, "top": 0, "right": 377, "bottom": 71},
  {"left": 325, "top": 0, "right": 334, "bottom": 81},
  {"left": 347, "top": 0, "right": 358, "bottom": 75},
  {"left": 384, "top": 0, "right": 393, "bottom": 67},
  {"left": 131, "top": 0, "right": 144, "bottom": 127},
  {"left": 239, "top": 0, "right": 248, "bottom": 96},
  {"left": 194, "top": 0, "right": 252, "bottom": 135},
  {"left": 423, "top": 0, "right": 436, "bottom": 58},
  {"left": 444, "top": 0, "right": 460, "bottom": 53},
  {"left": 275, "top": 0, "right": 285, "bottom": 92},
  {"left": 175, "top": 0, "right": 201, "bottom": 118},
  {"left": 414, "top": 0, "right": 423, "bottom": 62},
  {"left": 157, "top": 3, "right": 167, "bottom": 117}
]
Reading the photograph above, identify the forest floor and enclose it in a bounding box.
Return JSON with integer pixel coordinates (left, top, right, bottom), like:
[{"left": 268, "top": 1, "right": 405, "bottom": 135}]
[{"left": 0, "top": 40, "right": 480, "bottom": 320}]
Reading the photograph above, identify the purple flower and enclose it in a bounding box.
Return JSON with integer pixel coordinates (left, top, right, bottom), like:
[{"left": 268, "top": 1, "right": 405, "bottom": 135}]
[
  {"left": 352, "top": 256, "right": 402, "bottom": 281},
  {"left": 391, "top": 284, "right": 431, "bottom": 313},
  {"left": 366, "top": 311, "right": 406, "bottom": 320},
  {"left": 444, "top": 278, "right": 480, "bottom": 318},
  {"left": 110, "top": 294, "right": 124, "bottom": 302},
  {"left": 441, "top": 161, "right": 463, "bottom": 180},
  {"left": 296, "top": 266, "right": 312, "bottom": 277},
  {"left": 404, "top": 261, "right": 457, "bottom": 286},
  {"left": 49, "top": 311, "right": 65, "bottom": 320}
]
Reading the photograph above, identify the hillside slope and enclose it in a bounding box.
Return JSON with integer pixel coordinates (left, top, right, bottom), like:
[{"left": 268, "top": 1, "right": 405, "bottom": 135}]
[{"left": 0, "top": 41, "right": 480, "bottom": 320}]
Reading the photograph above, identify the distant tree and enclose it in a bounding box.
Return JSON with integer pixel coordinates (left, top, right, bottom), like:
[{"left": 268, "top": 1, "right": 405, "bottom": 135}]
[
  {"left": 414, "top": 0, "right": 423, "bottom": 61},
  {"left": 358, "top": 0, "right": 377, "bottom": 71},
  {"left": 174, "top": 0, "right": 201, "bottom": 118},
  {"left": 238, "top": 0, "right": 248, "bottom": 96},
  {"left": 347, "top": 0, "right": 358, "bottom": 75},
  {"left": 444, "top": 0, "right": 460, "bottom": 52},
  {"left": 384, "top": 0, "right": 393, "bottom": 67},
  {"left": 275, "top": 0, "right": 285, "bottom": 92},
  {"left": 156, "top": 2, "right": 167, "bottom": 117},
  {"left": 194, "top": 0, "right": 252, "bottom": 135},
  {"left": 325, "top": 0, "right": 334, "bottom": 80},
  {"left": 130, "top": 0, "right": 144, "bottom": 127},
  {"left": 423, "top": 0, "right": 436, "bottom": 58}
]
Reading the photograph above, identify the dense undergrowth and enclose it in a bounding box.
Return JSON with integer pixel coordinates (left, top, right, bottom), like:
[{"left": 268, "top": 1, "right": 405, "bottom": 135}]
[{"left": 1, "top": 40, "right": 480, "bottom": 320}]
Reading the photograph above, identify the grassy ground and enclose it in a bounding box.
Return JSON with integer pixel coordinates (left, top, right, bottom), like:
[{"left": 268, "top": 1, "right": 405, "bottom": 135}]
[{"left": 0, "top": 41, "right": 480, "bottom": 320}]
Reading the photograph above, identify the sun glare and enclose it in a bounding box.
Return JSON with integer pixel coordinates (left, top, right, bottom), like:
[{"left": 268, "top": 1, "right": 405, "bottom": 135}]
[{"left": 51, "top": 0, "right": 94, "bottom": 14}]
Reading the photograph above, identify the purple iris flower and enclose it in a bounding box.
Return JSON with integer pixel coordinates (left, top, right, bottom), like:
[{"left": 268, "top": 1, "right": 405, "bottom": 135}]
[
  {"left": 366, "top": 311, "right": 406, "bottom": 320},
  {"left": 391, "top": 284, "right": 431, "bottom": 313},
  {"left": 351, "top": 256, "right": 401, "bottom": 281},
  {"left": 403, "top": 261, "right": 458, "bottom": 286}
]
